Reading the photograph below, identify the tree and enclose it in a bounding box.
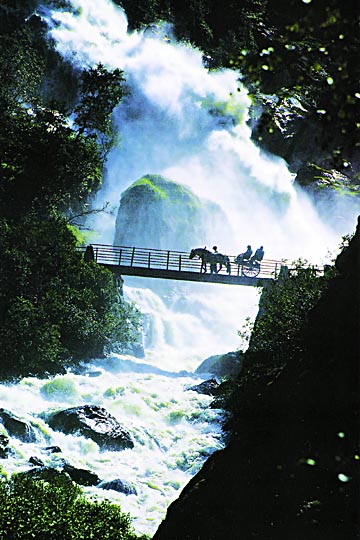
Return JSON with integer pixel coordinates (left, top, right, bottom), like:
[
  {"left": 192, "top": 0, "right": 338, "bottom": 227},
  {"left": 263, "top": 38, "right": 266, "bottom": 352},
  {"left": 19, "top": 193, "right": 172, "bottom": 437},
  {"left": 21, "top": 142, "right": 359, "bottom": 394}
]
[
  {"left": 0, "top": 7, "right": 140, "bottom": 378},
  {"left": 248, "top": 262, "right": 329, "bottom": 362},
  {"left": 74, "top": 62, "right": 127, "bottom": 158},
  {"left": 0, "top": 215, "right": 141, "bottom": 378}
]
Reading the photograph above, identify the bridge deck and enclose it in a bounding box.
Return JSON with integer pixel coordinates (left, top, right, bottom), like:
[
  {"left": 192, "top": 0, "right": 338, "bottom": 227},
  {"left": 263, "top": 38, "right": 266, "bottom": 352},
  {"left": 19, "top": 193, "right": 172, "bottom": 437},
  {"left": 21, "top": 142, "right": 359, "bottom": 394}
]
[{"left": 85, "top": 244, "right": 284, "bottom": 286}]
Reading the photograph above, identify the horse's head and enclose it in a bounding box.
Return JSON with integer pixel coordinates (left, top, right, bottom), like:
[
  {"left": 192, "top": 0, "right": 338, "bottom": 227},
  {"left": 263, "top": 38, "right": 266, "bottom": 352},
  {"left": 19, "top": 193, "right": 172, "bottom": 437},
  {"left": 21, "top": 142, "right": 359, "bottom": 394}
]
[{"left": 189, "top": 249, "right": 196, "bottom": 259}]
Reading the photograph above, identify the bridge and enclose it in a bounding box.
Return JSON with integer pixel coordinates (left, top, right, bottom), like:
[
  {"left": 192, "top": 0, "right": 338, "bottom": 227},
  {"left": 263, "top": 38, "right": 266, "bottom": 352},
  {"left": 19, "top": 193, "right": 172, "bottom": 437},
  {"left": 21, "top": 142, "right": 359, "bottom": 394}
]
[{"left": 83, "top": 244, "right": 286, "bottom": 286}]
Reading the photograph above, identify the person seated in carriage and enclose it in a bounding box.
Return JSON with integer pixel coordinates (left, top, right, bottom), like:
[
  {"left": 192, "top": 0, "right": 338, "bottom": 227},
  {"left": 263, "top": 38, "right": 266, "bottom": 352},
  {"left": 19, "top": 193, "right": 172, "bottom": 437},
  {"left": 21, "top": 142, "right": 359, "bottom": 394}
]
[
  {"left": 250, "top": 246, "right": 264, "bottom": 265},
  {"left": 234, "top": 245, "right": 253, "bottom": 265}
]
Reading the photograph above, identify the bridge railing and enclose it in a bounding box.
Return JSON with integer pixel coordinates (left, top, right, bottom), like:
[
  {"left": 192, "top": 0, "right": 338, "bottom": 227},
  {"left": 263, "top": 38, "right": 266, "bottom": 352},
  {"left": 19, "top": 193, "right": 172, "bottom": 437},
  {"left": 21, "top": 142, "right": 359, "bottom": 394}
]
[{"left": 86, "top": 244, "right": 283, "bottom": 279}]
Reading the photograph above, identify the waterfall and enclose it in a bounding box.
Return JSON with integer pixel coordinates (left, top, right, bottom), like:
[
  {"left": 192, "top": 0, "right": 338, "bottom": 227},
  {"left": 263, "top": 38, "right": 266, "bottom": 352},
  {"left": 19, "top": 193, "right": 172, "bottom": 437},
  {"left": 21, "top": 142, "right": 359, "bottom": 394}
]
[
  {"left": 40, "top": 0, "right": 351, "bottom": 259},
  {"left": 1, "top": 0, "right": 356, "bottom": 537}
]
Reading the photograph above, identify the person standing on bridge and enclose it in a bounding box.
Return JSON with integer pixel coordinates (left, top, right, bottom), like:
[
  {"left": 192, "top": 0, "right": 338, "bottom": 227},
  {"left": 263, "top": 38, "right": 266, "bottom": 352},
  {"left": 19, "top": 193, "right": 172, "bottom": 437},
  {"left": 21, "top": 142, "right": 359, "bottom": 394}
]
[{"left": 211, "top": 246, "right": 218, "bottom": 273}]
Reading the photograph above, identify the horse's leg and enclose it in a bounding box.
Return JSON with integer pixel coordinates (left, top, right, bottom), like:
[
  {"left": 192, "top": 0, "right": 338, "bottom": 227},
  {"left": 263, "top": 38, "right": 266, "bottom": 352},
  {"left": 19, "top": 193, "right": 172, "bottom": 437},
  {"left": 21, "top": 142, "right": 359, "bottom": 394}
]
[{"left": 217, "top": 263, "right": 222, "bottom": 274}]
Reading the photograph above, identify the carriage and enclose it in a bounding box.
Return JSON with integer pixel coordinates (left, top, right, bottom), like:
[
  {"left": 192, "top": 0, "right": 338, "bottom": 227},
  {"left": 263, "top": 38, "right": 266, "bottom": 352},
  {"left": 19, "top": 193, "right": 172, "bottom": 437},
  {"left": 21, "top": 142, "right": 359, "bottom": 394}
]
[
  {"left": 189, "top": 248, "right": 262, "bottom": 277},
  {"left": 233, "top": 254, "right": 261, "bottom": 278}
]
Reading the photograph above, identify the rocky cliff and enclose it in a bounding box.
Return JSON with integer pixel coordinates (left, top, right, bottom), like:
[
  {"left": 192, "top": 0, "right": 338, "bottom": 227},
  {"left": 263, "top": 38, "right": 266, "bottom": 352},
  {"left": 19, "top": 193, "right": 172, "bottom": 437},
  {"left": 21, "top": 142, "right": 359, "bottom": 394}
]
[
  {"left": 153, "top": 217, "right": 359, "bottom": 540},
  {"left": 114, "top": 174, "right": 230, "bottom": 251}
]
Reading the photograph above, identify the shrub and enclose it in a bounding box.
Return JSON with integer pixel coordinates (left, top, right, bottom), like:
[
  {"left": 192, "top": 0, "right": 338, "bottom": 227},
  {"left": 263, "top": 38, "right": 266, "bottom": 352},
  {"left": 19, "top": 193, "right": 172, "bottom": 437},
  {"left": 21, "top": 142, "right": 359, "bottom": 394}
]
[{"left": 0, "top": 473, "right": 148, "bottom": 540}]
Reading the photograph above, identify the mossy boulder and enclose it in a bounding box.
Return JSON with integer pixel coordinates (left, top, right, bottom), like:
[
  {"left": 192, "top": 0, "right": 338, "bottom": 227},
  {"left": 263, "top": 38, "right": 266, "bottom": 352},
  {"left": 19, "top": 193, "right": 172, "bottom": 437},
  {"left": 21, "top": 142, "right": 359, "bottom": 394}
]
[{"left": 114, "top": 174, "right": 230, "bottom": 251}]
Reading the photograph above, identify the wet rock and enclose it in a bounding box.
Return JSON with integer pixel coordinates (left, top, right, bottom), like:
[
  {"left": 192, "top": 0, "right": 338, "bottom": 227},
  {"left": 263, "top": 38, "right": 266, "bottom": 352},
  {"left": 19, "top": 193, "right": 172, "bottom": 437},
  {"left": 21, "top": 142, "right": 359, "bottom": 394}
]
[
  {"left": 47, "top": 405, "right": 134, "bottom": 451},
  {"left": 86, "top": 370, "right": 103, "bottom": 378},
  {"left": 0, "top": 408, "right": 37, "bottom": 442},
  {"left": 99, "top": 478, "right": 137, "bottom": 495},
  {"left": 43, "top": 445, "right": 62, "bottom": 454},
  {"left": 195, "top": 351, "right": 243, "bottom": 379},
  {"left": 29, "top": 456, "right": 44, "bottom": 467},
  {"left": 0, "top": 434, "right": 11, "bottom": 458},
  {"left": 16, "top": 467, "right": 73, "bottom": 485},
  {"left": 114, "top": 174, "right": 231, "bottom": 253},
  {"left": 16, "top": 463, "right": 100, "bottom": 488},
  {"left": 188, "top": 378, "right": 220, "bottom": 396},
  {"left": 63, "top": 464, "right": 101, "bottom": 486}
]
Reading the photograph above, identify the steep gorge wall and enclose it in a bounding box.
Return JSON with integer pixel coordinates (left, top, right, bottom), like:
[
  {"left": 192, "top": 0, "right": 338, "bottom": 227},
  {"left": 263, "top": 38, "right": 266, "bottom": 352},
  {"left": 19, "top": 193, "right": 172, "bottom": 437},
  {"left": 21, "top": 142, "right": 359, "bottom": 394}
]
[{"left": 153, "top": 217, "right": 359, "bottom": 540}]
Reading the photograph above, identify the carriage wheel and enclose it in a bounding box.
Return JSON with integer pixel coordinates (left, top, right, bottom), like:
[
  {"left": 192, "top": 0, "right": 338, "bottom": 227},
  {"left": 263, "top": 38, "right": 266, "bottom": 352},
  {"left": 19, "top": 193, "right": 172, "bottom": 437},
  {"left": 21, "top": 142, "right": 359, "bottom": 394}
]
[{"left": 242, "top": 264, "right": 260, "bottom": 278}]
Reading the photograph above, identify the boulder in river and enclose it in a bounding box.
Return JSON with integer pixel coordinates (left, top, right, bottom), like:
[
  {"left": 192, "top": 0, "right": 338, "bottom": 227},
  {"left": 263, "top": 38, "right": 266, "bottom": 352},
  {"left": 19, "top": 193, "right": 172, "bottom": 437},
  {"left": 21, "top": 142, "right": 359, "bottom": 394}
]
[
  {"left": 18, "top": 463, "right": 100, "bottom": 487},
  {"left": 99, "top": 478, "right": 137, "bottom": 495},
  {"left": 0, "top": 408, "right": 38, "bottom": 443},
  {"left": 187, "top": 379, "right": 220, "bottom": 396},
  {"left": 195, "top": 351, "right": 243, "bottom": 379},
  {"left": 47, "top": 405, "right": 134, "bottom": 451},
  {"left": 63, "top": 463, "right": 101, "bottom": 486},
  {"left": 0, "top": 434, "right": 11, "bottom": 458}
]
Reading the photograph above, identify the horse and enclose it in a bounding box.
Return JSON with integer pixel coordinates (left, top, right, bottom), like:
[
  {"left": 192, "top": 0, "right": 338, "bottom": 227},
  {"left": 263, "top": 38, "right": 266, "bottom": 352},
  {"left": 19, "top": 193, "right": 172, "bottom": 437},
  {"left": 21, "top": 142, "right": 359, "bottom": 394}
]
[
  {"left": 189, "top": 247, "right": 216, "bottom": 273},
  {"left": 214, "top": 253, "right": 231, "bottom": 274},
  {"left": 189, "top": 248, "right": 231, "bottom": 274}
]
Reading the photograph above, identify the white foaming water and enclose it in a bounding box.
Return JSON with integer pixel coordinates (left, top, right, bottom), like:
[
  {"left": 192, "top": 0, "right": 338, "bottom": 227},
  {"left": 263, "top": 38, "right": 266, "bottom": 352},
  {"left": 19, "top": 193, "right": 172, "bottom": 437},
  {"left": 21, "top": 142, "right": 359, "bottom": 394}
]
[
  {"left": 124, "top": 280, "right": 259, "bottom": 372},
  {"left": 41, "top": 0, "right": 353, "bottom": 261},
  {"left": 2, "top": 0, "right": 356, "bottom": 537},
  {"left": 0, "top": 367, "right": 224, "bottom": 535}
]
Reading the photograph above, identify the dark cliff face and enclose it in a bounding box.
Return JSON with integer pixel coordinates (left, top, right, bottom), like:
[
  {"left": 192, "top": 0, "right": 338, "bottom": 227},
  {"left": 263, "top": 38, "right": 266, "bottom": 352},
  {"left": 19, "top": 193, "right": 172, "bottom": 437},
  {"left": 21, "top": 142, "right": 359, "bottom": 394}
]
[{"left": 153, "top": 218, "right": 359, "bottom": 540}]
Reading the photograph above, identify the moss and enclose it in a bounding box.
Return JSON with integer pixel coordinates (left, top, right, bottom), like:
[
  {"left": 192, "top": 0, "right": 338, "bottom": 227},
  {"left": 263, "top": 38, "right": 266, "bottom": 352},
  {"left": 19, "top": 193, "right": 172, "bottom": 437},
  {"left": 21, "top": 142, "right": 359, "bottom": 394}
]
[
  {"left": 201, "top": 94, "right": 246, "bottom": 126},
  {"left": 129, "top": 176, "right": 167, "bottom": 200},
  {"left": 40, "top": 376, "right": 79, "bottom": 401}
]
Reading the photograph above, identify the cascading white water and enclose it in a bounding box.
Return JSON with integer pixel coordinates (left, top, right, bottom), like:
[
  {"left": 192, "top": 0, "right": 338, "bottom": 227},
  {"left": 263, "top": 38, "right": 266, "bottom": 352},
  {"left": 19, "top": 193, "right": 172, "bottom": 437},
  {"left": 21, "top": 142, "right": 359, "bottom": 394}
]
[
  {"left": 0, "top": 366, "right": 224, "bottom": 534},
  {"left": 40, "top": 0, "right": 352, "bottom": 257},
  {"left": 1, "top": 0, "right": 357, "bottom": 537}
]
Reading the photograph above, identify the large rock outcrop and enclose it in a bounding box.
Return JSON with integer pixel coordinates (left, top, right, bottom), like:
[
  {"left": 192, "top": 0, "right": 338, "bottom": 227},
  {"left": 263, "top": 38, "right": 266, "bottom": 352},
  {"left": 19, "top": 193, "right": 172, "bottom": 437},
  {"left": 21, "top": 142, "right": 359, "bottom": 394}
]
[
  {"left": 114, "top": 174, "right": 231, "bottom": 251},
  {"left": 195, "top": 351, "right": 243, "bottom": 379},
  {"left": 154, "top": 218, "right": 359, "bottom": 540},
  {"left": 48, "top": 405, "right": 134, "bottom": 451}
]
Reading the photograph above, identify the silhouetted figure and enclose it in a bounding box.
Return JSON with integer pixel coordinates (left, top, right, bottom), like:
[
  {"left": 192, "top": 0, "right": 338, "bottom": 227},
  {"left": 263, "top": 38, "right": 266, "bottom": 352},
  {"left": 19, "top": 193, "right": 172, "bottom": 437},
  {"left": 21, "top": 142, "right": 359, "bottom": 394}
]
[
  {"left": 251, "top": 246, "right": 264, "bottom": 263},
  {"left": 84, "top": 245, "right": 95, "bottom": 263},
  {"left": 235, "top": 245, "right": 253, "bottom": 265},
  {"left": 243, "top": 245, "right": 253, "bottom": 260},
  {"left": 210, "top": 245, "right": 219, "bottom": 273}
]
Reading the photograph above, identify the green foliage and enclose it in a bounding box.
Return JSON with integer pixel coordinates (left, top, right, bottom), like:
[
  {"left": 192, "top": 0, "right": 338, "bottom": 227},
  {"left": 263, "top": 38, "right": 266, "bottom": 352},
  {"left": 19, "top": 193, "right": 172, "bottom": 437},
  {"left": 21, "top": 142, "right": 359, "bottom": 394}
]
[
  {"left": 0, "top": 215, "right": 141, "bottom": 378},
  {"left": 130, "top": 177, "right": 168, "bottom": 199},
  {"left": 248, "top": 261, "right": 329, "bottom": 361},
  {"left": 0, "top": 27, "right": 44, "bottom": 115},
  {"left": 0, "top": 473, "right": 146, "bottom": 540},
  {"left": 74, "top": 62, "right": 127, "bottom": 158},
  {"left": 0, "top": 20, "right": 127, "bottom": 219},
  {"left": 0, "top": 104, "right": 103, "bottom": 218},
  {"left": 120, "top": 0, "right": 360, "bottom": 188},
  {"left": 0, "top": 6, "right": 141, "bottom": 379}
]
